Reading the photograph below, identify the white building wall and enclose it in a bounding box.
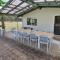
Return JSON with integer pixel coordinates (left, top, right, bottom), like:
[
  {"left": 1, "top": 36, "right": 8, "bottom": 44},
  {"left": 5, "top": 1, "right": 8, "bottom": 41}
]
[{"left": 22, "top": 8, "right": 60, "bottom": 33}]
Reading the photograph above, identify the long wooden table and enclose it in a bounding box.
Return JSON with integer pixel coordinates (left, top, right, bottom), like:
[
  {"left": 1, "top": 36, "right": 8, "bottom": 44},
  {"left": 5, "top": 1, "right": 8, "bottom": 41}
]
[{"left": 19, "top": 29, "right": 54, "bottom": 39}]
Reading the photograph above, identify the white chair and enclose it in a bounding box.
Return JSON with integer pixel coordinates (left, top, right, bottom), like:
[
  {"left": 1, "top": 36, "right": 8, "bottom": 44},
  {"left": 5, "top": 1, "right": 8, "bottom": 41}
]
[
  {"left": 39, "top": 36, "right": 49, "bottom": 52},
  {"left": 30, "top": 34, "right": 38, "bottom": 48},
  {"left": 10, "top": 30, "right": 19, "bottom": 41},
  {"left": 22, "top": 32, "right": 30, "bottom": 45},
  {"left": 17, "top": 31, "right": 23, "bottom": 43},
  {"left": 10, "top": 32, "right": 17, "bottom": 40}
]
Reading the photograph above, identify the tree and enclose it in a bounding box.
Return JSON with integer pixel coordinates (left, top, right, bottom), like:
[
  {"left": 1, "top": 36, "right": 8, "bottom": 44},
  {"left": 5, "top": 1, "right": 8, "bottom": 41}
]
[{"left": 0, "top": 0, "right": 5, "bottom": 6}]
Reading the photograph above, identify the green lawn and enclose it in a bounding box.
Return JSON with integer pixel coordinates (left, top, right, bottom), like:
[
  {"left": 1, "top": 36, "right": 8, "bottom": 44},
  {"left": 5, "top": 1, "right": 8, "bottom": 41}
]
[{"left": 4, "top": 21, "right": 22, "bottom": 31}]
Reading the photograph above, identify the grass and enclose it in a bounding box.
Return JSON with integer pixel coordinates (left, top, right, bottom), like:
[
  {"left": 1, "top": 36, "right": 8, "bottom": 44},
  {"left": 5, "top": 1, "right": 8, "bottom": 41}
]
[{"left": 4, "top": 21, "right": 22, "bottom": 31}]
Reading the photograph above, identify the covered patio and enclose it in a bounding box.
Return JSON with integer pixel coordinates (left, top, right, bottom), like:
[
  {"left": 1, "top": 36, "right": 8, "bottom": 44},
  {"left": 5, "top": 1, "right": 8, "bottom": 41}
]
[{"left": 0, "top": 0, "right": 60, "bottom": 59}]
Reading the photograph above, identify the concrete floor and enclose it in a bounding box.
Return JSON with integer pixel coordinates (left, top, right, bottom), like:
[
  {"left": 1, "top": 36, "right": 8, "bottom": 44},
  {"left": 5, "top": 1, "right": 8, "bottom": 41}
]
[{"left": 0, "top": 38, "right": 59, "bottom": 60}]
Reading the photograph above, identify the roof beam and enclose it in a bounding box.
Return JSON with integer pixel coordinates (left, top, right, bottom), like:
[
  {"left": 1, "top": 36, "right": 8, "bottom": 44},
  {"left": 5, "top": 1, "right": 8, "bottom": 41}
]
[
  {"left": 36, "top": 2, "right": 60, "bottom": 7},
  {"left": 18, "top": 7, "right": 38, "bottom": 17},
  {"left": 21, "top": 0, "right": 35, "bottom": 5},
  {"left": 14, "top": 5, "right": 30, "bottom": 14},
  {"left": 7, "top": 1, "right": 24, "bottom": 14},
  {"left": 0, "top": 13, "right": 17, "bottom": 16}
]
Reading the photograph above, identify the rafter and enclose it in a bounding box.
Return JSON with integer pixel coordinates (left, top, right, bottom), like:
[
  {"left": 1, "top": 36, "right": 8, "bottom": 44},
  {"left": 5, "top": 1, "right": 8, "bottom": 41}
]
[
  {"left": 18, "top": 6, "right": 38, "bottom": 16},
  {"left": 35, "top": 2, "right": 60, "bottom": 7},
  {"left": 0, "top": 13, "right": 17, "bottom": 16},
  {"left": 14, "top": 5, "right": 30, "bottom": 14},
  {"left": 7, "top": 1, "right": 24, "bottom": 14}
]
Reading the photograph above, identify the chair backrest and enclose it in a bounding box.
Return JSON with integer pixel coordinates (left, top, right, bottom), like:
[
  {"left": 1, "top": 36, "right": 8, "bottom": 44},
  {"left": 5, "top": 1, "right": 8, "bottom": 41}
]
[
  {"left": 40, "top": 36, "right": 49, "bottom": 43},
  {"left": 23, "top": 32, "right": 31, "bottom": 36},
  {"left": 30, "top": 34, "right": 38, "bottom": 39},
  {"left": 23, "top": 32, "right": 27, "bottom": 36},
  {"left": 15, "top": 31, "right": 24, "bottom": 37}
]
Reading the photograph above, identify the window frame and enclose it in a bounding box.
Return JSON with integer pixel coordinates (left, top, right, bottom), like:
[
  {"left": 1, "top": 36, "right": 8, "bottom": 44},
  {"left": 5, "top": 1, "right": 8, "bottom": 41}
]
[{"left": 27, "top": 18, "right": 37, "bottom": 26}]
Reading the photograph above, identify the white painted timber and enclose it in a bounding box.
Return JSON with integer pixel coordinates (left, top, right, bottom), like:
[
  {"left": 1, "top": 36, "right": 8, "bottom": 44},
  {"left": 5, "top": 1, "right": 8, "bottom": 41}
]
[{"left": 22, "top": 8, "right": 60, "bottom": 33}]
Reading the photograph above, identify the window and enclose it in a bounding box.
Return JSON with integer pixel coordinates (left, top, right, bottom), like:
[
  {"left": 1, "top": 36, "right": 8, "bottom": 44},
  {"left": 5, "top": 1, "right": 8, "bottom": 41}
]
[
  {"left": 32, "top": 19, "right": 37, "bottom": 25},
  {"left": 27, "top": 18, "right": 37, "bottom": 26},
  {"left": 27, "top": 18, "right": 31, "bottom": 25}
]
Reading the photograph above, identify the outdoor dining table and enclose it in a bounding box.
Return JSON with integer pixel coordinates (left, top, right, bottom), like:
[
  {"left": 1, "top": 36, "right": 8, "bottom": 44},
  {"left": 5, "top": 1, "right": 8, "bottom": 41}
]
[{"left": 19, "top": 29, "right": 54, "bottom": 39}]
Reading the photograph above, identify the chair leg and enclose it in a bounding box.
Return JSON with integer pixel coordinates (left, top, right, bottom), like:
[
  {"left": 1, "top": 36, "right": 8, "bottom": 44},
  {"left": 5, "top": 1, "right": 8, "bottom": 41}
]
[
  {"left": 28, "top": 38, "right": 29, "bottom": 45},
  {"left": 20, "top": 37, "right": 22, "bottom": 43},
  {"left": 30, "top": 37, "right": 31, "bottom": 46},
  {"left": 22, "top": 36, "right": 24, "bottom": 44},
  {"left": 17, "top": 37, "right": 19, "bottom": 43},
  {"left": 38, "top": 36, "right": 40, "bottom": 49},
  {"left": 26, "top": 37, "right": 29, "bottom": 45},
  {"left": 19, "top": 37, "right": 23, "bottom": 43},
  {"left": 47, "top": 44, "right": 48, "bottom": 53}
]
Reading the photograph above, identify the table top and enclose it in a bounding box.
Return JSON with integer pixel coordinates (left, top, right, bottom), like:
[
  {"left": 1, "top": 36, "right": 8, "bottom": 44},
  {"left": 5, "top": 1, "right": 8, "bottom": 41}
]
[{"left": 18, "top": 29, "right": 54, "bottom": 39}]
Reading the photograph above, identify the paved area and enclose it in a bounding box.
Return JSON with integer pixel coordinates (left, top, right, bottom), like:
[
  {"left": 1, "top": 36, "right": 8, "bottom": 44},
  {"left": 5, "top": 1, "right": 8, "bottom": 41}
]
[{"left": 0, "top": 38, "right": 59, "bottom": 60}]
